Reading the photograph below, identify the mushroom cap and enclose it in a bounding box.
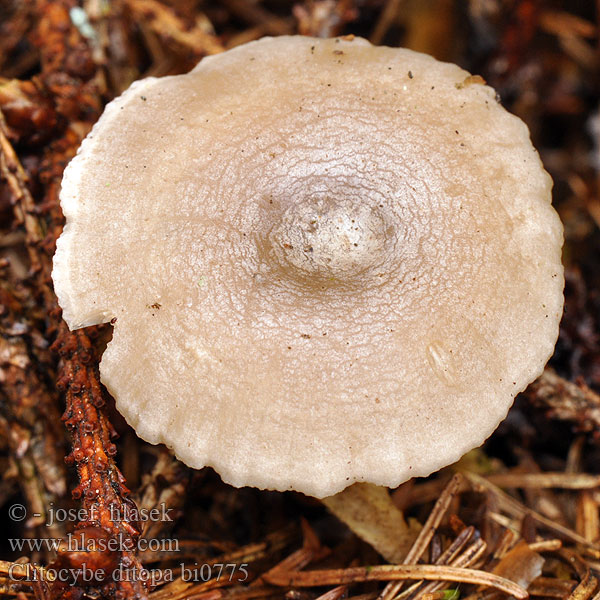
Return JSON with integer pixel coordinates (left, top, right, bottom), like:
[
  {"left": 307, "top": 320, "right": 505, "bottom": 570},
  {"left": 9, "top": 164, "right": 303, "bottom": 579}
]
[{"left": 53, "top": 36, "right": 564, "bottom": 498}]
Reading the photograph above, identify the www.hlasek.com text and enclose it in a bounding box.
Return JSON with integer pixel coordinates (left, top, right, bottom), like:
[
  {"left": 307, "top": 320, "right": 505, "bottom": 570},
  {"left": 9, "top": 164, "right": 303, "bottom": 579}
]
[{"left": 9, "top": 532, "right": 178, "bottom": 554}]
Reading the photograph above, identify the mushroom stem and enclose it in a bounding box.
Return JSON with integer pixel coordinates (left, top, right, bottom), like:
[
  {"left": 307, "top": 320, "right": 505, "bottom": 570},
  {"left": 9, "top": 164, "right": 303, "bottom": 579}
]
[{"left": 322, "top": 483, "right": 418, "bottom": 563}]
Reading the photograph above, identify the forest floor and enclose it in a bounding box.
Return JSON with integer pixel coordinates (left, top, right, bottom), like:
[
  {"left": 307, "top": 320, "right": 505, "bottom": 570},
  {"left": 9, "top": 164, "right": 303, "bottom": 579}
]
[{"left": 1, "top": 1, "right": 600, "bottom": 599}]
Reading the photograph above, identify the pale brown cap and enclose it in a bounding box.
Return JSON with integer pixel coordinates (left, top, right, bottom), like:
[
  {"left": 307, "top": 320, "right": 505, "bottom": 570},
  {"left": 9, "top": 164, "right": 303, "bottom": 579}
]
[{"left": 53, "top": 36, "right": 564, "bottom": 497}]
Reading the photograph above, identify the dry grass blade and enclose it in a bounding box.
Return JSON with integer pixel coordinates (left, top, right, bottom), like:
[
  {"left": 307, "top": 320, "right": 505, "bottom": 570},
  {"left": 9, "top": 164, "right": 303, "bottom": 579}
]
[
  {"left": 263, "top": 564, "right": 528, "bottom": 599},
  {"left": 486, "top": 472, "right": 600, "bottom": 489}
]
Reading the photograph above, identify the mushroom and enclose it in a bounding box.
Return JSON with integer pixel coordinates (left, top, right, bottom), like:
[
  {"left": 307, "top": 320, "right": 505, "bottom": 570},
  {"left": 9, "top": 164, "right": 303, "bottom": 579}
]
[{"left": 52, "top": 36, "right": 564, "bottom": 498}]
